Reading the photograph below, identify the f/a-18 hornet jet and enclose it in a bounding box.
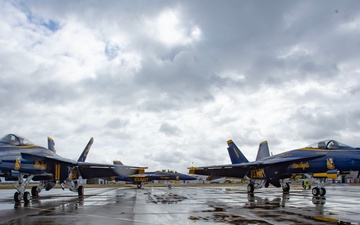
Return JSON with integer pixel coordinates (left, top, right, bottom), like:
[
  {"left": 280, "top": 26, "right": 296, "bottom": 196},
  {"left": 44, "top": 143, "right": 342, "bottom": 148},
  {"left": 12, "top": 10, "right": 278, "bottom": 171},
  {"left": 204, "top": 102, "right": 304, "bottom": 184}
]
[
  {"left": 189, "top": 139, "right": 360, "bottom": 196},
  {"left": 112, "top": 162, "right": 197, "bottom": 188},
  {"left": 0, "top": 134, "right": 146, "bottom": 203}
]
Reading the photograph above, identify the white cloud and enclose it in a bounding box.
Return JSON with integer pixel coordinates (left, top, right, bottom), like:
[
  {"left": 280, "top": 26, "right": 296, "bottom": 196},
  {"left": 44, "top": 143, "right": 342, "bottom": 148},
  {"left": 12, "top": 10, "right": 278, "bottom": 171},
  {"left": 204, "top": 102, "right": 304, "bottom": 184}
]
[
  {"left": 1, "top": 0, "right": 360, "bottom": 173},
  {"left": 144, "top": 8, "right": 202, "bottom": 47}
]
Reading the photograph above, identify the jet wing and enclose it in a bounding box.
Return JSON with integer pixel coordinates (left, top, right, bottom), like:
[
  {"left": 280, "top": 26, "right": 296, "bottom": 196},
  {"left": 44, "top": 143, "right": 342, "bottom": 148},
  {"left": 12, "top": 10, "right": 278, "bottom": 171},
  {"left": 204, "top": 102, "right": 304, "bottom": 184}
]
[
  {"left": 258, "top": 154, "right": 325, "bottom": 166},
  {"left": 189, "top": 163, "right": 249, "bottom": 178},
  {"left": 77, "top": 162, "right": 118, "bottom": 179},
  {"left": 189, "top": 154, "right": 325, "bottom": 178},
  {"left": 240, "top": 154, "right": 326, "bottom": 168},
  {"left": 21, "top": 152, "right": 121, "bottom": 179},
  {"left": 78, "top": 167, "right": 119, "bottom": 179},
  {"left": 21, "top": 152, "right": 77, "bottom": 165},
  {"left": 126, "top": 172, "right": 195, "bottom": 182},
  {"left": 78, "top": 163, "right": 148, "bottom": 179},
  {"left": 78, "top": 162, "right": 115, "bottom": 168}
]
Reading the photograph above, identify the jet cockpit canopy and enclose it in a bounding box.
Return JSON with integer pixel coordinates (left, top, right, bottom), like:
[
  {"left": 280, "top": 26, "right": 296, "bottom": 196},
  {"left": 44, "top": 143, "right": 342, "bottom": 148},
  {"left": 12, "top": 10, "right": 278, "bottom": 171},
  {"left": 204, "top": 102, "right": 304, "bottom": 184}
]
[
  {"left": 0, "top": 134, "right": 33, "bottom": 146},
  {"left": 307, "top": 139, "right": 351, "bottom": 150}
]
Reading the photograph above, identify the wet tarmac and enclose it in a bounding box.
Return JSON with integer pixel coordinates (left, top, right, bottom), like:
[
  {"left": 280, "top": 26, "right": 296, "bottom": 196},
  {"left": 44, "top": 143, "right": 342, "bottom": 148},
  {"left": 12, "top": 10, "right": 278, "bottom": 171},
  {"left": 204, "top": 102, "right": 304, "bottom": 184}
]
[{"left": 0, "top": 184, "right": 359, "bottom": 224}]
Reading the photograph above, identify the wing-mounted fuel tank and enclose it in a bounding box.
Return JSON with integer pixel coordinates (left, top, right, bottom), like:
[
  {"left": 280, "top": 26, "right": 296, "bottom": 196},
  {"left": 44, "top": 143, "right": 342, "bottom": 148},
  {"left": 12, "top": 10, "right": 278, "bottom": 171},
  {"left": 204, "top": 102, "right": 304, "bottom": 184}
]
[{"left": 313, "top": 169, "right": 340, "bottom": 179}]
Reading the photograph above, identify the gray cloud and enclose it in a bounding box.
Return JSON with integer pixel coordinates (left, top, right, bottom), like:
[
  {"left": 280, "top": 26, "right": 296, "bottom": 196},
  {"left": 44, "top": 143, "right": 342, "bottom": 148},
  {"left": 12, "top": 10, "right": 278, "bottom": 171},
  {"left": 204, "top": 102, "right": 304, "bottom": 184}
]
[
  {"left": 1, "top": 0, "right": 360, "bottom": 172},
  {"left": 159, "top": 122, "right": 181, "bottom": 136}
]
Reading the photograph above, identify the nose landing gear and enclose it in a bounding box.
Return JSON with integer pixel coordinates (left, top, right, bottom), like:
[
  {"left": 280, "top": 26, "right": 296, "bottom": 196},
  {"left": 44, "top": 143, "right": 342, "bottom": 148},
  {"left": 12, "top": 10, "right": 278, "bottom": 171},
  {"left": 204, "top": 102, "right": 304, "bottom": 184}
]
[{"left": 14, "top": 174, "right": 34, "bottom": 203}]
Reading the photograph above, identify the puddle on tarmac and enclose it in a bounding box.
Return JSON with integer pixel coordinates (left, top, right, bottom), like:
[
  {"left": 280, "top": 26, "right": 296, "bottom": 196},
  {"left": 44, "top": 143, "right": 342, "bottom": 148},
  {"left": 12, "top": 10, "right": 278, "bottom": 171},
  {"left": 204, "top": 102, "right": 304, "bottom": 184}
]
[{"left": 146, "top": 192, "right": 188, "bottom": 204}]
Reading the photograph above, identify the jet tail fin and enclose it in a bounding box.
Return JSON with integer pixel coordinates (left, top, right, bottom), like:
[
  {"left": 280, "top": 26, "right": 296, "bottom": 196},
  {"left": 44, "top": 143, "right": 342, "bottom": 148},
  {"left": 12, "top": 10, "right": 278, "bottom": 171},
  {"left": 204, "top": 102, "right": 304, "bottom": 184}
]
[
  {"left": 256, "top": 141, "right": 270, "bottom": 161},
  {"left": 48, "top": 137, "right": 56, "bottom": 153},
  {"left": 77, "top": 137, "right": 94, "bottom": 162},
  {"left": 227, "top": 140, "right": 249, "bottom": 164}
]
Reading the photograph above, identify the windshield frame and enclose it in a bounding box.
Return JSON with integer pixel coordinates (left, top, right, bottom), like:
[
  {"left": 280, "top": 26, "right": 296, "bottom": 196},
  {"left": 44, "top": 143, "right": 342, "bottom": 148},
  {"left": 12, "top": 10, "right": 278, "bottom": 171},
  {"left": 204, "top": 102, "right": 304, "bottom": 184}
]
[
  {"left": 0, "top": 134, "right": 34, "bottom": 146},
  {"left": 306, "top": 139, "right": 352, "bottom": 149}
]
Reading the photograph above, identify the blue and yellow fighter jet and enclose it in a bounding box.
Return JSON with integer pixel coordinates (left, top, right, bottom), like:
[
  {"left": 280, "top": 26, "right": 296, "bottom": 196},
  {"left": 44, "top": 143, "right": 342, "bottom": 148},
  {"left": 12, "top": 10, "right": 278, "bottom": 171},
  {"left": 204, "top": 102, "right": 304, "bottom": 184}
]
[
  {"left": 0, "top": 134, "right": 145, "bottom": 203},
  {"left": 112, "top": 162, "right": 197, "bottom": 188},
  {"left": 189, "top": 139, "right": 360, "bottom": 196}
]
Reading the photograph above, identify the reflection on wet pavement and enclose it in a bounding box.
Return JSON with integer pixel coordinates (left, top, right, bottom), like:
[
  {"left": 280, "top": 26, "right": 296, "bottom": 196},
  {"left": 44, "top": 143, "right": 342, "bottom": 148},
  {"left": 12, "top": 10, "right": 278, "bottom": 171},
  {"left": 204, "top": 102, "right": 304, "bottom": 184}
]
[
  {"left": 0, "top": 185, "right": 359, "bottom": 224},
  {"left": 145, "top": 189, "right": 188, "bottom": 204}
]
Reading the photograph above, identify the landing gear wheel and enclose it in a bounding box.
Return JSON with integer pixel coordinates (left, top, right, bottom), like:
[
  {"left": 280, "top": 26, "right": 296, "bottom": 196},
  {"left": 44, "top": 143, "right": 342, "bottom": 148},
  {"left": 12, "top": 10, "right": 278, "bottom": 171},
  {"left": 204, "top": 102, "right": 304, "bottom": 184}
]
[
  {"left": 247, "top": 184, "right": 254, "bottom": 193},
  {"left": 282, "top": 183, "right": 290, "bottom": 193},
  {"left": 265, "top": 181, "right": 269, "bottom": 188},
  {"left": 31, "top": 186, "right": 39, "bottom": 197},
  {"left": 137, "top": 184, "right": 142, "bottom": 189},
  {"left": 168, "top": 184, "right": 172, "bottom": 189},
  {"left": 320, "top": 187, "right": 326, "bottom": 196},
  {"left": 78, "top": 185, "right": 84, "bottom": 196},
  {"left": 14, "top": 192, "right": 21, "bottom": 203},
  {"left": 312, "top": 187, "right": 320, "bottom": 196},
  {"left": 24, "top": 192, "right": 31, "bottom": 203}
]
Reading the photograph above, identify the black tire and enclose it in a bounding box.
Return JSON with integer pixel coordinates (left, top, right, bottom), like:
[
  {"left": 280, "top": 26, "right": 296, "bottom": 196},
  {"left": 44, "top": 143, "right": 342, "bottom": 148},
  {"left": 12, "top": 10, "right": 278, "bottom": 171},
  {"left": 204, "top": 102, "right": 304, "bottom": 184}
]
[
  {"left": 14, "top": 192, "right": 21, "bottom": 203},
  {"left": 78, "top": 185, "right": 84, "bottom": 196},
  {"left": 24, "top": 192, "right": 31, "bottom": 203},
  {"left": 247, "top": 184, "right": 254, "bottom": 193},
  {"left": 265, "top": 181, "right": 269, "bottom": 188},
  {"left": 312, "top": 187, "right": 320, "bottom": 196},
  {"left": 320, "top": 187, "right": 326, "bottom": 196},
  {"left": 31, "top": 186, "right": 39, "bottom": 197},
  {"left": 282, "top": 183, "right": 290, "bottom": 193},
  {"left": 137, "top": 184, "right": 142, "bottom": 189}
]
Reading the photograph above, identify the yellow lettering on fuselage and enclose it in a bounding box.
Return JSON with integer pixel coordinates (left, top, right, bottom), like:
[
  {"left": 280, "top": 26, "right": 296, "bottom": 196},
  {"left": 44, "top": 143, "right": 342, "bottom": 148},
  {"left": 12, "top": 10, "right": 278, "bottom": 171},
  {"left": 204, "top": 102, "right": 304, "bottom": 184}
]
[
  {"left": 134, "top": 177, "right": 148, "bottom": 182},
  {"left": 250, "top": 169, "right": 266, "bottom": 178},
  {"left": 34, "top": 161, "right": 47, "bottom": 170},
  {"left": 291, "top": 162, "right": 309, "bottom": 170}
]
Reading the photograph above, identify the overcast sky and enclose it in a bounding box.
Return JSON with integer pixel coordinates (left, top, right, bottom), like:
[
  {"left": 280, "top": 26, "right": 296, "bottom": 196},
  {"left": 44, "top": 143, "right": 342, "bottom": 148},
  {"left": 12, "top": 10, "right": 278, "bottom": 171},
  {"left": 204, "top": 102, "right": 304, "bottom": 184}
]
[{"left": 1, "top": 0, "right": 360, "bottom": 173}]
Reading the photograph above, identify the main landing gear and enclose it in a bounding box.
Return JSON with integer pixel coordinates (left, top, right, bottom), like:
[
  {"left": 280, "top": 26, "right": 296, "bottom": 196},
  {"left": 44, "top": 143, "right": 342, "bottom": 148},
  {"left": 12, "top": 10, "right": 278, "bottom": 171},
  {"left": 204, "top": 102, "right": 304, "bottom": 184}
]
[
  {"left": 304, "top": 174, "right": 328, "bottom": 197},
  {"left": 13, "top": 177, "right": 85, "bottom": 203},
  {"left": 247, "top": 181, "right": 261, "bottom": 194},
  {"left": 282, "top": 182, "right": 290, "bottom": 193},
  {"left": 246, "top": 180, "right": 290, "bottom": 194},
  {"left": 312, "top": 187, "right": 326, "bottom": 196},
  {"left": 61, "top": 179, "right": 84, "bottom": 196}
]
